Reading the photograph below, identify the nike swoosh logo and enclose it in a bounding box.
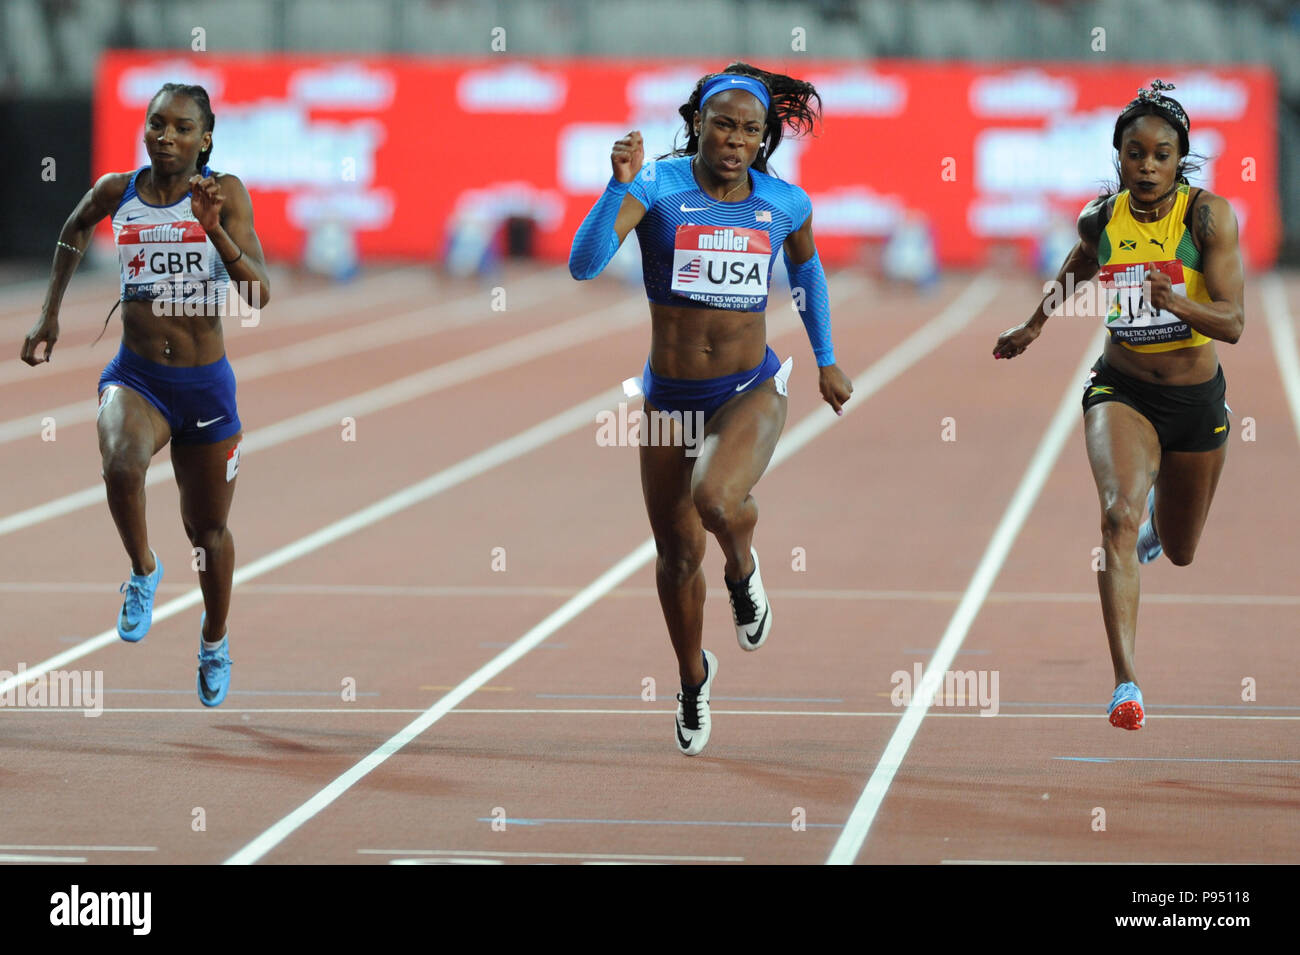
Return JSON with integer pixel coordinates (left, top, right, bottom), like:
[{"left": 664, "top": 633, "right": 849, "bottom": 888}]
[
  {"left": 740, "top": 606, "right": 769, "bottom": 646},
  {"left": 196, "top": 416, "right": 225, "bottom": 428},
  {"left": 735, "top": 372, "right": 762, "bottom": 392},
  {"left": 126, "top": 215, "right": 146, "bottom": 222},
  {"left": 680, "top": 203, "right": 707, "bottom": 212},
  {"left": 676, "top": 722, "right": 692, "bottom": 749}
]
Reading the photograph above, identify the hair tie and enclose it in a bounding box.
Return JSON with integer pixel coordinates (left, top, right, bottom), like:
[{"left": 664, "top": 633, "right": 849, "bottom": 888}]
[{"left": 1113, "top": 79, "right": 1190, "bottom": 152}]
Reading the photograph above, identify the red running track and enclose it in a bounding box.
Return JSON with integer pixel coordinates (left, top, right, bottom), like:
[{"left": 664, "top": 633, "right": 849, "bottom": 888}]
[{"left": 0, "top": 264, "right": 1297, "bottom": 865}]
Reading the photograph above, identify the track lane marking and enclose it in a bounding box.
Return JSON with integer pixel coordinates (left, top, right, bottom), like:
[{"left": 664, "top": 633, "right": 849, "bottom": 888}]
[
  {"left": 222, "top": 273, "right": 1000, "bottom": 865},
  {"left": 825, "top": 327, "right": 1107, "bottom": 865}
]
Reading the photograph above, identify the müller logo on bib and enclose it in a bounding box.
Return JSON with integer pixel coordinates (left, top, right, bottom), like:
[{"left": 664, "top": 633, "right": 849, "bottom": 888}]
[
  {"left": 117, "top": 220, "right": 210, "bottom": 287},
  {"left": 671, "top": 224, "right": 771, "bottom": 309}
]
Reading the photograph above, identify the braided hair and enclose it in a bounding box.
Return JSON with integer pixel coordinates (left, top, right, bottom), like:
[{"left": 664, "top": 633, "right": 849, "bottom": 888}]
[
  {"left": 667, "top": 62, "right": 821, "bottom": 174},
  {"left": 149, "top": 83, "right": 216, "bottom": 172}
]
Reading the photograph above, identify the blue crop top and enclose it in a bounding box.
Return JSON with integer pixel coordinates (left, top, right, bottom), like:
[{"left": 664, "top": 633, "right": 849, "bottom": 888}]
[{"left": 627, "top": 155, "right": 811, "bottom": 313}]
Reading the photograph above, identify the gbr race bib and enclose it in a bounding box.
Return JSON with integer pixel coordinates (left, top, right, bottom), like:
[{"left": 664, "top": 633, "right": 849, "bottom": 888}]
[
  {"left": 1099, "top": 259, "right": 1191, "bottom": 346},
  {"left": 118, "top": 220, "right": 211, "bottom": 300},
  {"left": 671, "top": 225, "right": 770, "bottom": 310}
]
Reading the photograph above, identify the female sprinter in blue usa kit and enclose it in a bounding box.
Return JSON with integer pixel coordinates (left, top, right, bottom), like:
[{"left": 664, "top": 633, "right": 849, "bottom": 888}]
[
  {"left": 21, "top": 83, "right": 270, "bottom": 707},
  {"left": 570, "top": 64, "right": 853, "bottom": 756}
]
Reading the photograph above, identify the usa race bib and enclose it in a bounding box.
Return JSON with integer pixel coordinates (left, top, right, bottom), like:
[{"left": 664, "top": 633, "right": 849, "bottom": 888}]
[
  {"left": 118, "top": 221, "right": 211, "bottom": 300},
  {"left": 671, "top": 225, "right": 771, "bottom": 310},
  {"left": 1099, "top": 260, "right": 1192, "bottom": 346}
]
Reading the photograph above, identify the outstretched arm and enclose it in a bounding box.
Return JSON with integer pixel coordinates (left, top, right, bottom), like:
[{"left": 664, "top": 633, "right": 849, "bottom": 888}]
[
  {"left": 784, "top": 212, "right": 852, "bottom": 414},
  {"left": 21, "top": 172, "right": 128, "bottom": 365},
  {"left": 994, "top": 197, "right": 1105, "bottom": 360}
]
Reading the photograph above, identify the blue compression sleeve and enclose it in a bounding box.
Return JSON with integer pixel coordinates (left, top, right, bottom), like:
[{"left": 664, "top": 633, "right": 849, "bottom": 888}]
[
  {"left": 785, "top": 250, "right": 835, "bottom": 366},
  {"left": 569, "top": 177, "right": 631, "bottom": 280}
]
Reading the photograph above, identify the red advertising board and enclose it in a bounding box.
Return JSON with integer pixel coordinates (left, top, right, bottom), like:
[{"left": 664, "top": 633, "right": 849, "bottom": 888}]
[{"left": 94, "top": 54, "right": 1279, "bottom": 268}]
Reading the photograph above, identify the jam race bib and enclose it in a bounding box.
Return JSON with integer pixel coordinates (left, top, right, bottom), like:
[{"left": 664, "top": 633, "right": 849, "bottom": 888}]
[
  {"left": 671, "top": 225, "right": 771, "bottom": 310},
  {"left": 1099, "top": 260, "right": 1191, "bottom": 346},
  {"left": 118, "top": 220, "right": 211, "bottom": 301}
]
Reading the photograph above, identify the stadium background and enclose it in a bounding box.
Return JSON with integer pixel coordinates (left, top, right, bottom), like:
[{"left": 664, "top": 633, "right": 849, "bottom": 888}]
[
  {"left": 0, "top": 0, "right": 1295, "bottom": 273},
  {"left": 1, "top": 0, "right": 1298, "bottom": 879}
]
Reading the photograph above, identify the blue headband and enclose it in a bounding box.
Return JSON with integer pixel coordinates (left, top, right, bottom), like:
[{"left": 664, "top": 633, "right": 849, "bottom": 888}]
[{"left": 700, "top": 74, "right": 771, "bottom": 113}]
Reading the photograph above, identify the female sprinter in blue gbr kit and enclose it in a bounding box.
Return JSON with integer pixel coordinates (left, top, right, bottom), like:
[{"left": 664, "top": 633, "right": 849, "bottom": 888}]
[
  {"left": 21, "top": 83, "right": 270, "bottom": 707},
  {"left": 570, "top": 64, "right": 853, "bottom": 756}
]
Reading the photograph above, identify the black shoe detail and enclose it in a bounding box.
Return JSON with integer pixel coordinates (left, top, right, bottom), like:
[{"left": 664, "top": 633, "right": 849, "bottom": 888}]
[
  {"left": 740, "top": 605, "right": 770, "bottom": 647},
  {"left": 677, "top": 689, "right": 701, "bottom": 731},
  {"left": 726, "top": 570, "right": 759, "bottom": 626},
  {"left": 198, "top": 668, "right": 215, "bottom": 702},
  {"left": 675, "top": 720, "right": 692, "bottom": 750}
]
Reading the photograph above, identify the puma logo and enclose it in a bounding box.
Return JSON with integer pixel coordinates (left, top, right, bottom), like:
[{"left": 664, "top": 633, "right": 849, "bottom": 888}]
[{"left": 1148, "top": 238, "right": 1167, "bottom": 251}]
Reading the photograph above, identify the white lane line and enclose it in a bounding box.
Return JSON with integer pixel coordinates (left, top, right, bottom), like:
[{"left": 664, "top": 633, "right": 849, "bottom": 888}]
[
  {"left": 0, "top": 844, "right": 156, "bottom": 851},
  {"left": 358, "top": 849, "right": 743, "bottom": 862},
  {"left": 0, "top": 269, "right": 862, "bottom": 536},
  {"left": 6, "top": 581, "right": 1297, "bottom": 605},
  {"left": 0, "top": 267, "right": 425, "bottom": 387},
  {"left": 0, "top": 268, "right": 572, "bottom": 434},
  {"left": 941, "top": 860, "right": 1231, "bottom": 866},
  {"left": 0, "top": 300, "right": 644, "bottom": 539},
  {"left": 0, "top": 271, "right": 863, "bottom": 689},
  {"left": 1262, "top": 273, "right": 1300, "bottom": 449},
  {"left": 0, "top": 854, "right": 86, "bottom": 863},
  {"left": 222, "top": 272, "right": 1000, "bottom": 866},
  {"left": 825, "top": 326, "right": 1107, "bottom": 866},
  {"left": 0, "top": 386, "right": 623, "bottom": 699},
  {"left": 5, "top": 707, "right": 1297, "bottom": 720}
]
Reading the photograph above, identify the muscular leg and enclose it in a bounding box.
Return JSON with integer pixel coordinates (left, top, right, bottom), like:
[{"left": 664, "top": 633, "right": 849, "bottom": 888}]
[
  {"left": 97, "top": 385, "right": 170, "bottom": 575},
  {"left": 1152, "top": 445, "right": 1227, "bottom": 566},
  {"left": 1084, "top": 402, "right": 1160, "bottom": 686},
  {"left": 172, "top": 434, "right": 241, "bottom": 642},
  {"left": 690, "top": 383, "right": 788, "bottom": 583},
  {"left": 640, "top": 410, "right": 708, "bottom": 687}
]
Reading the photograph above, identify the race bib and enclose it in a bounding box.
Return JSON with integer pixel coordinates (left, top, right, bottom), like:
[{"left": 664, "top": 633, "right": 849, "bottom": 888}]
[
  {"left": 118, "top": 221, "right": 211, "bottom": 299},
  {"left": 671, "top": 225, "right": 771, "bottom": 310},
  {"left": 1099, "top": 260, "right": 1191, "bottom": 345}
]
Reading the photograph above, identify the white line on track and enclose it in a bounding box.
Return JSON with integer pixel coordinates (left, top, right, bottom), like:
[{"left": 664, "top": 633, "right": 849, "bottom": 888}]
[
  {"left": 825, "top": 326, "right": 1107, "bottom": 866},
  {"left": 1261, "top": 273, "right": 1300, "bottom": 449},
  {"left": 0, "top": 844, "right": 156, "bottom": 851},
  {"left": 0, "top": 267, "right": 571, "bottom": 429},
  {"left": 0, "top": 299, "right": 645, "bottom": 538},
  {"left": 0, "top": 266, "right": 422, "bottom": 386},
  {"left": 0, "top": 386, "right": 624, "bottom": 699},
  {"left": 358, "top": 849, "right": 743, "bottom": 862},
  {"left": 0, "top": 273, "right": 860, "bottom": 691},
  {"left": 0, "top": 269, "right": 864, "bottom": 537},
  {"left": 4, "top": 581, "right": 1297, "bottom": 605},
  {"left": 4, "top": 707, "right": 1297, "bottom": 720},
  {"left": 0, "top": 854, "right": 86, "bottom": 863},
  {"left": 941, "top": 860, "right": 1231, "bottom": 866},
  {"left": 222, "top": 272, "right": 1000, "bottom": 865}
]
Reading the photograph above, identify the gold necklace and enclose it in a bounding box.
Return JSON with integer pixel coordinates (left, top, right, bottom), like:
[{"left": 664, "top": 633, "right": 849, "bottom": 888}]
[
  {"left": 1129, "top": 186, "right": 1177, "bottom": 223},
  {"left": 691, "top": 156, "right": 749, "bottom": 207}
]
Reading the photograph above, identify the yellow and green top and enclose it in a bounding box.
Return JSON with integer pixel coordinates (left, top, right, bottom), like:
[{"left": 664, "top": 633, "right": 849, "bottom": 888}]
[{"left": 1096, "top": 184, "right": 1212, "bottom": 353}]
